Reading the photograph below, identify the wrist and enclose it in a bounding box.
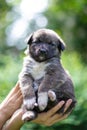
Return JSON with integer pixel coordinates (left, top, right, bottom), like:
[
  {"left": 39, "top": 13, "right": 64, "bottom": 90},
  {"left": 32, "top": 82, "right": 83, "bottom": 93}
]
[
  {"left": 0, "top": 106, "right": 8, "bottom": 129},
  {"left": 0, "top": 98, "right": 14, "bottom": 119},
  {"left": 0, "top": 103, "right": 11, "bottom": 129}
]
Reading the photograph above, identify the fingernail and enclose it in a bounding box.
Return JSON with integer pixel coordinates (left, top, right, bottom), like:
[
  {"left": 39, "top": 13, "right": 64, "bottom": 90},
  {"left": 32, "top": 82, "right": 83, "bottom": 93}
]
[
  {"left": 67, "top": 99, "right": 72, "bottom": 104},
  {"left": 60, "top": 100, "right": 65, "bottom": 105}
]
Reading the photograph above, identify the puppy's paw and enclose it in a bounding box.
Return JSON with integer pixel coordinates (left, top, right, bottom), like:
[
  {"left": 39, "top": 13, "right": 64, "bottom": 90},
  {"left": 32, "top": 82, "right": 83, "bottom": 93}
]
[
  {"left": 22, "top": 111, "right": 36, "bottom": 122},
  {"left": 23, "top": 97, "right": 36, "bottom": 110},
  {"left": 38, "top": 92, "right": 48, "bottom": 111},
  {"left": 48, "top": 90, "right": 56, "bottom": 101}
]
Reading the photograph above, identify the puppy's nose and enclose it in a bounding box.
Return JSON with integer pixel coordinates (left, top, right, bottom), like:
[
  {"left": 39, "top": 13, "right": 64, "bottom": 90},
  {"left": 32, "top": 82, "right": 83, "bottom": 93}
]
[{"left": 40, "top": 48, "right": 47, "bottom": 54}]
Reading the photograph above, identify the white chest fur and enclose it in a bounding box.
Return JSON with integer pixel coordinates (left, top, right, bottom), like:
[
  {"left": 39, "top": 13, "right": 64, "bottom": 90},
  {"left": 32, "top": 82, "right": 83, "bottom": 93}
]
[
  {"left": 30, "top": 61, "right": 46, "bottom": 80},
  {"left": 23, "top": 56, "right": 49, "bottom": 80}
]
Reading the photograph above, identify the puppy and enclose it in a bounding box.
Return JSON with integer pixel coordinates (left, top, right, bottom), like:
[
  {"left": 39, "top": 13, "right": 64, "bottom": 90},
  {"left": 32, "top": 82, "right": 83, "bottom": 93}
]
[{"left": 19, "top": 29, "right": 76, "bottom": 122}]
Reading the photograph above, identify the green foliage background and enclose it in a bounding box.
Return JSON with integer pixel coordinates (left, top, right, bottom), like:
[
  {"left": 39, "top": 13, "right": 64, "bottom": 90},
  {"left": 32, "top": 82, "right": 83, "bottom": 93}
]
[{"left": 0, "top": 0, "right": 87, "bottom": 130}]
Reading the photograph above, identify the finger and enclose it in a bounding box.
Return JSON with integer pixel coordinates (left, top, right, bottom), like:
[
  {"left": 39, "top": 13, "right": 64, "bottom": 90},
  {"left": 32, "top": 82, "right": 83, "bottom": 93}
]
[
  {"left": 4, "top": 82, "right": 20, "bottom": 101},
  {"left": 0, "top": 84, "right": 19, "bottom": 106},
  {"left": 64, "top": 99, "right": 72, "bottom": 113},
  {"left": 46, "top": 101, "right": 65, "bottom": 117},
  {"left": 46, "top": 113, "right": 62, "bottom": 125},
  {"left": 14, "top": 89, "right": 22, "bottom": 98},
  {"left": 12, "top": 109, "right": 23, "bottom": 120},
  {"left": 8, "top": 89, "right": 22, "bottom": 105},
  {"left": 32, "top": 111, "right": 70, "bottom": 127},
  {"left": 11, "top": 82, "right": 21, "bottom": 94},
  {"left": 2, "top": 109, "right": 24, "bottom": 130},
  {"left": 56, "top": 112, "right": 71, "bottom": 121},
  {"left": 10, "top": 82, "right": 20, "bottom": 94},
  {"left": 9, "top": 82, "right": 22, "bottom": 101},
  {"left": 15, "top": 95, "right": 23, "bottom": 107},
  {"left": 46, "top": 111, "right": 70, "bottom": 126},
  {"left": 14, "top": 82, "right": 20, "bottom": 91}
]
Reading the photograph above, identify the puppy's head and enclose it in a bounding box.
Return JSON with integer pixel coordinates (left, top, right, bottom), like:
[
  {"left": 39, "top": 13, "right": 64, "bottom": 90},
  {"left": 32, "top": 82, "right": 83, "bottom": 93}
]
[{"left": 25, "top": 29, "right": 65, "bottom": 62}]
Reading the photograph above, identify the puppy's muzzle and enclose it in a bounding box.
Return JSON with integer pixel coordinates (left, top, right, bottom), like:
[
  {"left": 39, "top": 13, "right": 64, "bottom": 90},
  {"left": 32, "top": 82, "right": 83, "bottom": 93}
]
[
  {"left": 37, "top": 47, "right": 48, "bottom": 61},
  {"left": 39, "top": 48, "right": 47, "bottom": 56}
]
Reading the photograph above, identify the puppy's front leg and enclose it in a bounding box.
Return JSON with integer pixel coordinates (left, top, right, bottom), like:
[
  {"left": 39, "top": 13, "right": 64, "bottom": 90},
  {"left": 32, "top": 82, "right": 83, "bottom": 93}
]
[
  {"left": 19, "top": 75, "right": 36, "bottom": 111},
  {"left": 38, "top": 73, "right": 57, "bottom": 111}
]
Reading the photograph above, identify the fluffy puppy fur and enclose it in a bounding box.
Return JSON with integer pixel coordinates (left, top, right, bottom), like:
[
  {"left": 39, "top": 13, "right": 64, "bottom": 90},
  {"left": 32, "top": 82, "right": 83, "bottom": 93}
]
[{"left": 19, "top": 29, "right": 76, "bottom": 122}]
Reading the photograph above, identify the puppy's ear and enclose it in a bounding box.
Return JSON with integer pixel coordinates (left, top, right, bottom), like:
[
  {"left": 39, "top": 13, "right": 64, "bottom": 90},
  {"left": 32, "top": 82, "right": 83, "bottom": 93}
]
[
  {"left": 27, "top": 33, "right": 33, "bottom": 45},
  {"left": 24, "top": 33, "right": 33, "bottom": 55},
  {"left": 57, "top": 38, "right": 66, "bottom": 52}
]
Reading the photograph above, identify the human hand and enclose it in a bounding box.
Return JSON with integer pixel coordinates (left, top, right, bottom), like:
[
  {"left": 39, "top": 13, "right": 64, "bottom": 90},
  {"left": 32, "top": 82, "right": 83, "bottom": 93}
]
[
  {"left": 0, "top": 82, "right": 23, "bottom": 119},
  {"left": 32, "top": 99, "right": 72, "bottom": 126},
  {"left": 0, "top": 82, "right": 23, "bottom": 129},
  {"left": 2, "top": 99, "right": 72, "bottom": 130}
]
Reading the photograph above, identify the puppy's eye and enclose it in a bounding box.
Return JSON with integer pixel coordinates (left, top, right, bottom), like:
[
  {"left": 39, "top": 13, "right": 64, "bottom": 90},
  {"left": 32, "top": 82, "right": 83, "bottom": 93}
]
[
  {"left": 51, "top": 42, "right": 56, "bottom": 47},
  {"left": 31, "top": 42, "right": 37, "bottom": 47},
  {"left": 32, "top": 40, "right": 39, "bottom": 44},
  {"left": 32, "top": 41, "right": 36, "bottom": 43}
]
